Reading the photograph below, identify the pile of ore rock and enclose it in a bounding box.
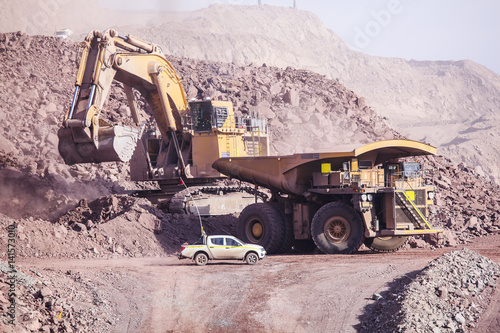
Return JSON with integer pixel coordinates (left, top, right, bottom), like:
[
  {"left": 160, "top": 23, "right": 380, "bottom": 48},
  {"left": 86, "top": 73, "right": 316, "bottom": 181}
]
[
  {"left": 360, "top": 248, "right": 500, "bottom": 332},
  {"left": 0, "top": 197, "right": 236, "bottom": 260},
  {"left": 0, "top": 260, "right": 120, "bottom": 333},
  {"left": 423, "top": 155, "right": 500, "bottom": 246},
  {"left": 0, "top": 32, "right": 499, "bottom": 252},
  {"left": 0, "top": 32, "right": 399, "bottom": 219}
]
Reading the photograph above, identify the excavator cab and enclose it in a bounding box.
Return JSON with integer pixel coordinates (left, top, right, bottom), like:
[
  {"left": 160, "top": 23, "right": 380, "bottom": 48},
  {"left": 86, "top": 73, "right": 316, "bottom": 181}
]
[{"left": 190, "top": 100, "right": 218, "bottom": 132}]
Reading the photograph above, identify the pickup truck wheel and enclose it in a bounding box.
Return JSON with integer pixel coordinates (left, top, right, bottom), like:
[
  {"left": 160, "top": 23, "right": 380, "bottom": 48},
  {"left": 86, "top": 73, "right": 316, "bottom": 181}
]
[
  {"left": 237, "top": 203, "right": 285, "bottom": 254},
  {"left": 245, "top": 252, "right": 259, "bottom": 265},
  {"left": 194, "top": 252, "right": 208, "bottom": 266},
  {"left": 311, "top": 202, "right": 364, "bottom": 254},
  {"left": 364, "top": 236, "right": 408, "bottom": 252}
]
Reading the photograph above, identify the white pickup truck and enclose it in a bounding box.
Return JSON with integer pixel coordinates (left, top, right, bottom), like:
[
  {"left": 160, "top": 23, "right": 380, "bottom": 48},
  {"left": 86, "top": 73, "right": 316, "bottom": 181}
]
[{"left": 179, "top": 234, "right": 267, "bottom": 265}]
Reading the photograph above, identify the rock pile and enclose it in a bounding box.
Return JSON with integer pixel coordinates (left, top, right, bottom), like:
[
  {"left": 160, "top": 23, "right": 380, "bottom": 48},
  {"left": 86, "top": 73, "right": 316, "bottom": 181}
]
[
  {"left": 0, "top": 260, "right": 121, "bottom": 333},
  {"left": 0, "top": 32, "right": 399, "bottom": 219},
  {"left": 0, "top": 32, "right": 126, "bottom": 219},
  {"left": 360, "top": 248, "right": 500, "bottom": 332},
  {"left": 0, "top": 32, "right": 499, "bottom": 254},
  {"left": 171, "top": 58, "right": 402, "bottom": 155},
  {"left": 0, "top": 200, "right": 236, "bottom": 260},
  {"left": 424, "top": 156, "right": 500, "bottom": 246}
]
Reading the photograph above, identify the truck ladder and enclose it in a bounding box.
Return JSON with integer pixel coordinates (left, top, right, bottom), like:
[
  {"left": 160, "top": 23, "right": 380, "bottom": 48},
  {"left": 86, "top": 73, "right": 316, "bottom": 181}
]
[{"left": 395, "top": 190, "right": 431, "bottom": 229}]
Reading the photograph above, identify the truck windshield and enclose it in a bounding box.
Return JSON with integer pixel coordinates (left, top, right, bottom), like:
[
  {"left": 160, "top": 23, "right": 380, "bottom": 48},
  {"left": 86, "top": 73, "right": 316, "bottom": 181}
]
[{"left": 402, "top": 162, "right": 421, "bottom": 178}]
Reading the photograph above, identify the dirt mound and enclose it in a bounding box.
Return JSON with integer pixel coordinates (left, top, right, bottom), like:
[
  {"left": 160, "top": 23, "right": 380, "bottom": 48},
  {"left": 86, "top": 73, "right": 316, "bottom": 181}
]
[
  {"left": 0, "top": 32, "right": 399, "bottom": 220},
  {"left": 0, "top": 260, "right": 120, "bottom": 332},
  {"left": 0, "top": 32, "right": 498, "bottom": 252},
  {"left": 171, "top": 58, "right": 402, "bottom": 154},
  {"left": 0, "top": 197, "right": 236, "bottom": 260},
  {"left": 360, "top": 248, "right": 500, "bottom": 332},
  {"left": 427, "top": 156, "right": 500, "bottom": 246},
  {"left": 56, "top": 196, "right": 135, "bottom": 231}
]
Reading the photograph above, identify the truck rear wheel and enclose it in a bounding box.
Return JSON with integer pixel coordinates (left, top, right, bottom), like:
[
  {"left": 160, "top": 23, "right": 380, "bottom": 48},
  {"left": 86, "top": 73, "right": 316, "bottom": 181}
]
[
  {"left": 237, "top": 203, "right": 285, "bottom": 254},
  {"left": 311, "top": 202, "right": 364, "bottom": 254},
  {"left": 194, "top": 252, "right": 208, "bottom": 266},
  {"left": 364, "top": 236, "right": 408, "bottom": 252}
]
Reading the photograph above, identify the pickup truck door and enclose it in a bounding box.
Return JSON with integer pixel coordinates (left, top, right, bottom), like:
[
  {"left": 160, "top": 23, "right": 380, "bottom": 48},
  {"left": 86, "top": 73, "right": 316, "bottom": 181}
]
[
  {"left": 207, "top": 237, "right": 226, "bottom": 259},
  {"left": 222, "top": 237, "right": 247, "bottom": 259}
]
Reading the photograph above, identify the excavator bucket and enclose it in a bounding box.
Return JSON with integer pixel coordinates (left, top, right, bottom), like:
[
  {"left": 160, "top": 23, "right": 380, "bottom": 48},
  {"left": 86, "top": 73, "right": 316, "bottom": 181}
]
[{"left": 58, "top": 125, "right": 140, "bottom": 165}]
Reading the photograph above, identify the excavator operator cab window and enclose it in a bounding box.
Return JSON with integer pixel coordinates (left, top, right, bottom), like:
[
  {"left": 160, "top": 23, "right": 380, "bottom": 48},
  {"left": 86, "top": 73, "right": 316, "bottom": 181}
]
[
  {"left": 190, "top": 101, "right": 213, "bottom": 132},
  {"left": 190, "top": 102, "right": 230, "bottom": 132},
  {"left": 214, "top": 107, "right": 229, "bottom": 128}
]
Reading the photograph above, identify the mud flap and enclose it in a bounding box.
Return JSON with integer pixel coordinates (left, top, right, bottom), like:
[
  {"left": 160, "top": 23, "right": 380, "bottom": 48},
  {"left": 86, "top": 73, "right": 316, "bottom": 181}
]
[{"left": 58, "top": 125, "right": 140, "bottom": 165}]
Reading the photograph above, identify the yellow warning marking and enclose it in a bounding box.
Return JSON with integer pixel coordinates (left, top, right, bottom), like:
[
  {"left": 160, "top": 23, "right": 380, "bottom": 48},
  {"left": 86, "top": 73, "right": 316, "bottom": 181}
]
[
  {"left": 401, "top": 229, "right": 443, "bottom": 234},
  {"left": 397, "top": 190, "right": 431, "bottom": 229}
]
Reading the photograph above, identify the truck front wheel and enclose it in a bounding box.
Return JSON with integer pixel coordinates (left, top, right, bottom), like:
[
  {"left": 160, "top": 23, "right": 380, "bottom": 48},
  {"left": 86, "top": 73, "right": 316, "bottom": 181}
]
[
  {"left": 311, "top": 202, "right": 364, "bottom": 254},
  {"left": 237, "top": 203, "right": 285, "bottom": 254},
  {"left": 364, "top": 236, "right": 408, "bottom": 252},
  {"left": 245, "top": 252, "right": 259, "bottom": 265}
]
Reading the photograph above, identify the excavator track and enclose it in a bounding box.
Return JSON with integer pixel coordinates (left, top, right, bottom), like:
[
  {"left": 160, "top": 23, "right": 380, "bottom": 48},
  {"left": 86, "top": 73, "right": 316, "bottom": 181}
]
[{"left": 134, "top": 185, "right": 269, "bottom": 215}]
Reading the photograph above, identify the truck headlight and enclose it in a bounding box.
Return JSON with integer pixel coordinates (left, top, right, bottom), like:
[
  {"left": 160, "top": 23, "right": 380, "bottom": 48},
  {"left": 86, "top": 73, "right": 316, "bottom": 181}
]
[
  {"left": 361, "top": 194, "right": 373, "bottom": 202},
  {"left": 428, "top": 191, "right": 435, "bottom": 200}
]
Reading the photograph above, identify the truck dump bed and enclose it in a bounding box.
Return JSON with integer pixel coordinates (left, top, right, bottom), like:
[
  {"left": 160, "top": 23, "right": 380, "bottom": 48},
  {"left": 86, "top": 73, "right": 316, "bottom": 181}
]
[{"left": 212, "top": 139, "right": 437, "bottom": 196}]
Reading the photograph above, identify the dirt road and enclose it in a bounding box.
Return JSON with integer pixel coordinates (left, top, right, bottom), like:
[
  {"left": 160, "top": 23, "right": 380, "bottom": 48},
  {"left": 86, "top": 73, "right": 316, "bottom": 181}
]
[{"left": 15, "top": 234, "right": 500, "bottom": 333}]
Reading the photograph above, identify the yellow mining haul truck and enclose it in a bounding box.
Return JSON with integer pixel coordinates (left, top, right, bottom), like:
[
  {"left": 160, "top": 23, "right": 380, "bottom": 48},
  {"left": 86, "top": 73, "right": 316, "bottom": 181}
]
[{"left": 213, "top": 139, "right": 444, "bottom": 254}]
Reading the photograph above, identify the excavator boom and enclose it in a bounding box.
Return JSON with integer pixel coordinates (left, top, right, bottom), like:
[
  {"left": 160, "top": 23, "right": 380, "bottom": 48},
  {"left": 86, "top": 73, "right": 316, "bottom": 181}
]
[{"left": 58, "top": 29, "right": 188, "bottom": 168}]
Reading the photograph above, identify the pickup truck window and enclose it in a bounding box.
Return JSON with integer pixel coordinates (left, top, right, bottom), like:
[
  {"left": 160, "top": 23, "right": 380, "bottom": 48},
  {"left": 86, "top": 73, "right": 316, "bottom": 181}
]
[
  {"left": 226, "top": 238, "right": 241, "bottom": 247},
  {"left": 211, "top": 237, "right": 224, "bottom": 245}
]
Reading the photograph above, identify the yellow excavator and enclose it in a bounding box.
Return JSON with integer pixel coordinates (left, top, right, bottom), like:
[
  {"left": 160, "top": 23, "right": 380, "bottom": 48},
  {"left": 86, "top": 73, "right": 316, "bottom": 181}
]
[{"left": 58, "top": 30, "right": 269, "bottom": 200}]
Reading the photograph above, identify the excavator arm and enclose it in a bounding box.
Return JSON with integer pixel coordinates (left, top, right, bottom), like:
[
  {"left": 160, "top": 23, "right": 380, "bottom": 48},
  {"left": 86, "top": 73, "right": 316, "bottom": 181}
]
[{"left": 58, "top": 29, "right": 188, "bottom": 171}]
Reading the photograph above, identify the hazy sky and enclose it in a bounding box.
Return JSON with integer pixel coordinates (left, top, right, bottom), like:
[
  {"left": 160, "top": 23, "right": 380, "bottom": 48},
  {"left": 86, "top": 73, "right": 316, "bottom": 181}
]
[{"left": 101, "top": 0, "right": 500, "bottom": 74}]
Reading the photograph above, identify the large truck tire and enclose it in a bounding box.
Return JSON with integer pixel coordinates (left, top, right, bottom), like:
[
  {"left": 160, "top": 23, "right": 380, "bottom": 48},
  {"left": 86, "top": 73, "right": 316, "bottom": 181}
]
[
  {"left": 237, "top": 203, "right": 285, "bottom": 254},
  {"left": 278, "top": 218, "right": 294, "bottom": 254},
  {"left": 364, "top": 236, "right": 408, "bottom": 252},
  {"left": 311, "top": 202, "right": 364, "bottom": 254},
  {"left": 272, "top": 203, "right": 293, "bottom": 254}
]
